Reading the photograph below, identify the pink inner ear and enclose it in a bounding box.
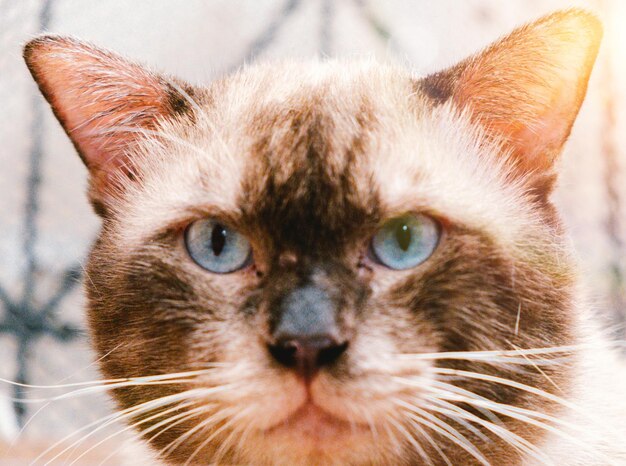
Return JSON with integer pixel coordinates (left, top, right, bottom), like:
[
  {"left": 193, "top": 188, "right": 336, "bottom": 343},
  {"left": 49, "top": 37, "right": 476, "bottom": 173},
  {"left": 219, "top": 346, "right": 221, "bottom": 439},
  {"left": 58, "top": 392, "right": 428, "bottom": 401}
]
[
  {"left": 68, "top": 96, "right": 166, "bottom": 173},
  {"left": 510, "top": 106, "right": 572, "bottom": 170},
  {"left": 25, "top": 37, "right": 174, "bottom": 178},
  {"left": 49, "top": 71, "right": 168, "bottom": 173}
]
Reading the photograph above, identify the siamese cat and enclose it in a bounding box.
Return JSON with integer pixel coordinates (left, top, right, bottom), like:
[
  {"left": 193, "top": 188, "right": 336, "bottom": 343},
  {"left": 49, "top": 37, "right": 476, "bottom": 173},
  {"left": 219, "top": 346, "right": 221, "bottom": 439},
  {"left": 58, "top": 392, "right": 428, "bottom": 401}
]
[{"left": 23, "top": 8, "right": 626, "bottom": 466}]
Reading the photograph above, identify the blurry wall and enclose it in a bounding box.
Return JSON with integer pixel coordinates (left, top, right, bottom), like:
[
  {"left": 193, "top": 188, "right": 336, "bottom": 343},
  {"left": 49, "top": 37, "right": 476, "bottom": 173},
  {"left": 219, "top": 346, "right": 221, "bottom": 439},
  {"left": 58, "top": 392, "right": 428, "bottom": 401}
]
[{"left": 0, "top": 0, "right": 624, "bottom": 457}]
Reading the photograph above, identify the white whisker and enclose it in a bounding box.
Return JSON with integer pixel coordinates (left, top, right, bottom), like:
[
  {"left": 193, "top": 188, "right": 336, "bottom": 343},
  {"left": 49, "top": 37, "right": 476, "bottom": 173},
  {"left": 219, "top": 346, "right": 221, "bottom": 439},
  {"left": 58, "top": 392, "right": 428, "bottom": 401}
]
[
  {"left": 407, "top": 415, "right": 453, "bottom": 466},
  {"left": 208, "top": 408, "right": 255, "bottom": 465},
  {"left": 388, "top": 415, "right": 434, "bottom": 466},
  {"left": 158, "top": 406, "right": 234, "bottom": 459},
  {"left": 67, "top": 400, "right": 199, "bottom": 466},
  {"left": 506, "top": 342, "right": 565, "bottom": 395},
  {"left": 425, "top": 398, "right": 553, "bottom": 466},
  {"left": 426, "top": 391, "right": 619, "bottom": 465},
  {"left": 394, "top": 399, "right": 491, "bottom": 466},
  {"left": 96, "top": 405, "right": 209, "bottom": 466},
  {"left": 32, "top": 386, "right": 228, "bottom": 466},
  {"left": 184, "top": 407, "right": 253, "bottom": 466},
  {"left": 431, "top": 367, "right": 579, "bottom": 412},
  {"left": 1, "top": 367, "right": 223, "bottom": 391}
]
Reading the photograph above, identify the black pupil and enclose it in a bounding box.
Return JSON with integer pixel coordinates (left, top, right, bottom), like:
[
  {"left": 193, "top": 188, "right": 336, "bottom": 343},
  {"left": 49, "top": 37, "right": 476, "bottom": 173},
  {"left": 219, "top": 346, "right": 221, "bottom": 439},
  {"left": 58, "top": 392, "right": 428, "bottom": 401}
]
[
  {"left": 395, "top": 223, "right": 412, "bottom": 251},
  {"left": 211, "top": 224, "right": 227, "bottom": 256}
]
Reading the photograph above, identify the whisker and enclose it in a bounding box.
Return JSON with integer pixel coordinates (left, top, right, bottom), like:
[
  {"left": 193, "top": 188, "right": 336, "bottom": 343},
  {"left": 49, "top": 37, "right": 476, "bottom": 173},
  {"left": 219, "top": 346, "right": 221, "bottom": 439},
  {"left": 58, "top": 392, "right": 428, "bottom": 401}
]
[
  {"left": 407, "top": 410, "right": 490, "bottom": 466},
  {"left": 208, "top": 408, "right": 256, "bottom": 465},
  {"left": 394, "top": 376, "right": 504, "bottom": 431},
  {"left": 397, "top": 341, "right": 626, "bottom": 363},
  {"left": 360, "top": 405, "right": 379, "bottom": 444},
  {"left": 394, "top": 399, "right": 491, "bottom": 466},
  {"left": 1, "top": 367, "right": 223, "bottom": 392},
  {"left": 32, "top": 387, "right": 221, "bottom": 466},
  {"left": 158, "top": 406, "right": 235, "bottom": 459},
  {"left": 5, "top": 344, "right": 131, "bottom": 460},
  {"left": 184, "top": 407, "right": 254, "bottom": 466},
  {"left": 394, "top": 347, "right": 583, "bottom": 367},
  {"left": 231, "top": 417, "right": 257, "bottom": 465},
  {"left": 381, "top": 418, "right": 405, "bottom": 459},
  {"left": 145, "top": 405, "right": 211, "bottom": 444},
  {"left": 426, "top": 389, "right": 578, "bottom": 432},
  {"left": 406, "top": 416, "right": 453, "bottom": 466},
  {"left": 430, "top": 367, "right": 580, "bottom": 412},
  {"left": 422, "top": 394, "right": 493, "bottom": 444},
  {"left": 66, "top": 400, "right": 200, "bottom": 466},
  {"left": 96, "top": 405, "right": 209, "bottom": 466},
  {"left": 425, "top": 398, "right": 554, "bottom": 466},
  {"left": 506, "top": 342, "right": 565, "bottom": 395},
  {"left": 426, "top": 391, "right": 619, "bottom": 465},
  {"left": 388, "top": 416, "right": 434, "bottom": 466},
  {"left": 10, "top": 378, "right": 198, "bottom": 406}
]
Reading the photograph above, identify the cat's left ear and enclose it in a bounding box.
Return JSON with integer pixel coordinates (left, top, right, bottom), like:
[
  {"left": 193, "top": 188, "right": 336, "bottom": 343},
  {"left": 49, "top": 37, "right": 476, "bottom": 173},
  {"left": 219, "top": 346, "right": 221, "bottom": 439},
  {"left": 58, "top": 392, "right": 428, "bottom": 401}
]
[
  {"left": 23, "top": 35, "right": 198, "bottom": 215},
  {"left": 418, "top": 9, "right": 602, "bottom": 197}
]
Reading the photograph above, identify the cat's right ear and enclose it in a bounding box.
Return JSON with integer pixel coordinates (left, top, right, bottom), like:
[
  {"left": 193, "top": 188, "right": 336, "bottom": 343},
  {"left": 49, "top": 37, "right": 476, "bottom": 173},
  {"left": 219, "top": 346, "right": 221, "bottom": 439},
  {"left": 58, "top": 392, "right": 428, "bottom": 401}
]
[
  {"left": 416, "top": 10, "right": 602, "bottom": 201},
  {"left": 23, "top": 35, "right": 197, "bottom": 216}
]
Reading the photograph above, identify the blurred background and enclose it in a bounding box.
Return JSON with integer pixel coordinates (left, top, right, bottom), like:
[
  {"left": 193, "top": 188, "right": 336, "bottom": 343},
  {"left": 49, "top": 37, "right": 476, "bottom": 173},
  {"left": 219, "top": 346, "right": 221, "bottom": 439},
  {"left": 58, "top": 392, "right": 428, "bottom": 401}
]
[{"left": 0, "top": 0, "right": 624, "bottom": 463}]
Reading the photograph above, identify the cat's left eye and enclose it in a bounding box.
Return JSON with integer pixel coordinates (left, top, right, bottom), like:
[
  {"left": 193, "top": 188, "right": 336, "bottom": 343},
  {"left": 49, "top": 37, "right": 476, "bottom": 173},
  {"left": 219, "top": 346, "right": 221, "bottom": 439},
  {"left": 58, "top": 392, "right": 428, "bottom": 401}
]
[
  {"left": 185, "top": 219, "right": 251, "bottom": 273},
  {"left": 370, "top": 214, "right": 440, "bottom": 270}
]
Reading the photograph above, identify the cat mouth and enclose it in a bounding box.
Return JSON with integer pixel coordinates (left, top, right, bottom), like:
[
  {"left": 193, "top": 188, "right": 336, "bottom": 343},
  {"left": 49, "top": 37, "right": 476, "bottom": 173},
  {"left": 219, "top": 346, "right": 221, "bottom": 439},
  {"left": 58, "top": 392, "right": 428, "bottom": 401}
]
[{"left": 265, "top": 401, "right": 370, "bottom": 442}]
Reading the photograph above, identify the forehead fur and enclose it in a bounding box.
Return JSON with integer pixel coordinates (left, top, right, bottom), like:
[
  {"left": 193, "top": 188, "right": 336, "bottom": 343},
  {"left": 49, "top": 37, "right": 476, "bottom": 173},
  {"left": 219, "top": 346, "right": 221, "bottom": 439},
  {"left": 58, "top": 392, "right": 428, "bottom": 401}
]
[{"left": 112, "top": 59, "right": 555, "bottom": 262}]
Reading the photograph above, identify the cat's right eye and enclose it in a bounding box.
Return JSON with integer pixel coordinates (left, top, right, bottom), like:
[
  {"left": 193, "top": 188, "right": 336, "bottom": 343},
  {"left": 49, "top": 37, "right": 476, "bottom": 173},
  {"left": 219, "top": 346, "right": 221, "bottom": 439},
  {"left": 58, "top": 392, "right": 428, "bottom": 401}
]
[{"left": 185, "top": 219, "right": 252, "bottom": 273}]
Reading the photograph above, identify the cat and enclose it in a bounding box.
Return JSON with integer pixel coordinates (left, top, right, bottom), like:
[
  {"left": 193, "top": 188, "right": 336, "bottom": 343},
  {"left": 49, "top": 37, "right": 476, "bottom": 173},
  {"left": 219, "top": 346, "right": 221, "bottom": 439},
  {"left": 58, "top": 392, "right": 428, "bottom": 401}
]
[{"left": 23, "top": 8, "right": 626, "bottom": 466}]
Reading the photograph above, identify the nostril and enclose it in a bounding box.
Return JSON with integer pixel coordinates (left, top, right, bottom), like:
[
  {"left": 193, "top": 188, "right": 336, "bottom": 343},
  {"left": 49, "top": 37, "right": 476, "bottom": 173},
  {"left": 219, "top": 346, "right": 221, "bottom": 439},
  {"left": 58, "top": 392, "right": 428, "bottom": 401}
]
[
  {"left": 268, "top": 337, "right": 349, "bottom": 378},
  {"left": 268, "top": 340, "right": 299, "bottom": 368},
  {"left": 317, "top": 341, "right": 348, "bottom": 367}
]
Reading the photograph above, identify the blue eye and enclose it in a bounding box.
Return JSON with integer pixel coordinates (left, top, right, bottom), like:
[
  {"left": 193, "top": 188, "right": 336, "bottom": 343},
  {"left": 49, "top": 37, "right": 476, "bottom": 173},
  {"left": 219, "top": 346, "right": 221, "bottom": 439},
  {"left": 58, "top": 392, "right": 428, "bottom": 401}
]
[
  {"left": 371, "top": 214, "right": 440, "bottom": 270},
  {"left": 185, "top": 219, "right": 251, "bottom": 273}
]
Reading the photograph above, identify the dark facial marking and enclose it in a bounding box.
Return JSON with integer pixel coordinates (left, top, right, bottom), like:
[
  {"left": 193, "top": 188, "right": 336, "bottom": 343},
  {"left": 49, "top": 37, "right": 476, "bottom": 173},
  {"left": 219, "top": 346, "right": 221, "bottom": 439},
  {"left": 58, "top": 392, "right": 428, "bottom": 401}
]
[
  {"left": 164, "top": 81, "right": 199, "bottom": 120},
  {"left": 416, "top": 69, "right": 460, "bottom": 105},
  {"left": 242, "top": 97, "right": 380, "bottom": 259}
]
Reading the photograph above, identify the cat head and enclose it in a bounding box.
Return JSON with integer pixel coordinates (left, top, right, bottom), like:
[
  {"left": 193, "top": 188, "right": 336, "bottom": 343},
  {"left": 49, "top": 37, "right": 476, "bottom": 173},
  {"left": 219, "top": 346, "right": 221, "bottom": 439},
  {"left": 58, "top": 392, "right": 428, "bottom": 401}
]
[{"left": 24, "top": 9, "right": 601, "bottom": 465}]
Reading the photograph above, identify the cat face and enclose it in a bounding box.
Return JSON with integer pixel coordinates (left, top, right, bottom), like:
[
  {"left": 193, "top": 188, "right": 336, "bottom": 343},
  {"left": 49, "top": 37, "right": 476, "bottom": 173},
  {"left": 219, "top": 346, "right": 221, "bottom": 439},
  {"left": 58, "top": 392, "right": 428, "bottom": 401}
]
[{"left": 24, "top": 10, "right": 601, "bottom": 466}]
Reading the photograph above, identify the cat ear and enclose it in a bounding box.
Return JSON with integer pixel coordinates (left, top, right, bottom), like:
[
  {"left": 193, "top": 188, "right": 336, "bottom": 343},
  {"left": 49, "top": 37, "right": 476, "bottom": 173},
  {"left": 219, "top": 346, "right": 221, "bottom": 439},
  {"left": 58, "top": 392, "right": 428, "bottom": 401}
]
[
  {"left": 23, "top": 35, "right": 197, "bottom": 215},
  {"left": 418, "top": 9, "right": 602, "bottom": 197}
]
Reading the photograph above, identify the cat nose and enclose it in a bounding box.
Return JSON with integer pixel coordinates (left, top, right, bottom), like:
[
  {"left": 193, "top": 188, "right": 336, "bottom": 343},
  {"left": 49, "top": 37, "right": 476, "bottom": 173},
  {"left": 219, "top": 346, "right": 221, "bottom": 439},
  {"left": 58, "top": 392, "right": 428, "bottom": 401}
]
[
  {"left": 267, "top": 284, "right": 349, "bottom": 379},
  {"left": 268, "top": 336, "right": 348, "bottom": 380}
]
